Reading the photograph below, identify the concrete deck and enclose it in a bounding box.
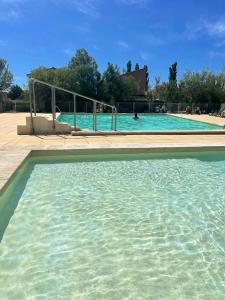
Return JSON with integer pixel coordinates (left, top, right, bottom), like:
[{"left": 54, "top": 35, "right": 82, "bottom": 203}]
[
  {"left": 1, "top": 112, "right": 225, "bottom": 192},
  {"left": 173, "top": 113, "right": 225, "bottom": 126}
]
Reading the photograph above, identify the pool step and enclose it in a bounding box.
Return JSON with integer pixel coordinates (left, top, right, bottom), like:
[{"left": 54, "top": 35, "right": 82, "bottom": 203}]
[{"left": 17, "top": 115, "right": 73, "bottom": 135}]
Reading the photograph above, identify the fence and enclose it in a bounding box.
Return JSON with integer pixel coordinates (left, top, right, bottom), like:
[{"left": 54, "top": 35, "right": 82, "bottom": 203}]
[{"left": 3, "top": 98, "right": 222, "bottom": 115}]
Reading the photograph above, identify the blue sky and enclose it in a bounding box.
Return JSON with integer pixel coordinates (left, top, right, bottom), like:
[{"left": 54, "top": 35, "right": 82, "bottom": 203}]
[{"left": 0, "top": 0, "right": 225, "bottom": 87}]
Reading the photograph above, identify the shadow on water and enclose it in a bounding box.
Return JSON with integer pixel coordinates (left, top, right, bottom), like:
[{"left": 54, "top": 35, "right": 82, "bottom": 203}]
[{"left": 0, "top": 162, "right": 34, "bottom": 242}]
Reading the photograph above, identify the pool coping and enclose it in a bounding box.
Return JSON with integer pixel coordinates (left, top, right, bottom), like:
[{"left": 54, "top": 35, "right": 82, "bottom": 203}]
[
  {"left": 71, "top": 129, "right": 225, "bottom": 136},
  {"left": 1, "top": 144, "right": 225, "bottom": 195}
]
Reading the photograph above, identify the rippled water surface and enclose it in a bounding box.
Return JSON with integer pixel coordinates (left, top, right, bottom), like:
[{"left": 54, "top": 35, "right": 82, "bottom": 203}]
[
  {"left": 1, "top": 152, "right": 225, "bottom": 299},
  {"left": 58, "top": 113, "right": 223, "bottom": 130}
]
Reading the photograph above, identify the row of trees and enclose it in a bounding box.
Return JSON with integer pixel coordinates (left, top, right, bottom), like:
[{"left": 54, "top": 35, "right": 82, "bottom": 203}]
[
  {"left": 152, "top": 62, "right": 225, "bottom": 108},
  {"left": 1, "top": 48, "right": 225, "bottom": 112},
  {"left": 0, "top": 58, "right": 24, "bottom": 101},
  {"left": 30, "top": 49, "right": 139, "bottom": 107}
]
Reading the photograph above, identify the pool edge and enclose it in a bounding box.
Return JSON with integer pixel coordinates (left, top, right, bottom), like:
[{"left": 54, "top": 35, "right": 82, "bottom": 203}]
[{"left": 2, "top": 145, "right": 225, "bottom": 194}]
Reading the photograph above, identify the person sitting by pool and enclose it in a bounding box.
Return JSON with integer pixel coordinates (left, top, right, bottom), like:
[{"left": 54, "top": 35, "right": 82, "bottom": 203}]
[
  {"left": 133, "top": 113, "right": 139, "bottom": 120},
  {"left": 185, "top": 105, "right": 191, "bottom": 114},
  {"left": 196, "top": 107, "right": 201, "bottom": 115}
]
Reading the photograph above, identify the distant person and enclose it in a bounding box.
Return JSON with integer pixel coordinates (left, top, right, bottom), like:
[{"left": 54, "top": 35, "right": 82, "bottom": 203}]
[
  {"left": 133, "top": 113, "right": 139, "bottom": 120},
  {"left": 185, "top": 105, "right": 191, "bottom": 114},
  {"left": 155, "top": 105, "right": 160, "bottom": 113},
  {"left": 161, "top": 104, "right": 167, "bottom": 113},
  {"left": 196, "top": 107, "right": 201, "bottom": 115}
]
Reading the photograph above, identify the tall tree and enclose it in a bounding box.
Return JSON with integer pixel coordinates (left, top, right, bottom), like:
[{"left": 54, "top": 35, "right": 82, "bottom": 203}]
[
  {"left": 101, "top": 63, "right": 137, "bottom": 103},
  {"left": 69, "top": 48, "right": 100, "bottom": 98},
  {"left": 144, "top": 65, "right": 149, "bottom": 90},
  {"left": 167, "top": 62, "right": 178, "bottom": 102},
  {"left": 8, "top": 84, "right": 23, "bottom": 100},
  {"left": 0, "top": 58, "right": 13, "bottom": 91},
  {"left": 135, "top": 63, "right": 140, "bottom": 71},
  {"left": 169, "top": 62, "right": 177, "bottom": 83},
  {"left": 126, "top": 60, "right": 132, "bottom": 73}
]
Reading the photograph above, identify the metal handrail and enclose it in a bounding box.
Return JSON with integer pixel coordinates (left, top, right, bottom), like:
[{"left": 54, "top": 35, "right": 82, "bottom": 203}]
[
  {"left": 55, "top": 105, "right": 61, "bottom": 113},
  {"left": 29, "top": 77, "right": 117, "bottom": 132},
  {"left": 30, "top": 77, "right": 116, "bottom": 110}
]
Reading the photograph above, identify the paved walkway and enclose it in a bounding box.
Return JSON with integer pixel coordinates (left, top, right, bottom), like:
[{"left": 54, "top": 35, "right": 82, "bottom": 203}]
[
  {"left": 174, "top": 113, "right": 225, "bottom": 126},
  {"left": 0, "top": 112, "right": 225, "bottom": 191}
]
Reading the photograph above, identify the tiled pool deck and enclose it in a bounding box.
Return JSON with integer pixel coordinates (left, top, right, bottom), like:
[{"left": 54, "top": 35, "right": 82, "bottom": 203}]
[{"left": 0, "top": 112, "right": 225, "bottom": 191}]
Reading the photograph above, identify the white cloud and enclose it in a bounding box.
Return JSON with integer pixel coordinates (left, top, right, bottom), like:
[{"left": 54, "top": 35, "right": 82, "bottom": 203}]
[
  {"left": 0, "top": 0, "right": 25, "bottom": 2},
  {"left": 0, "top": 0, "right": 102, "bottom": 20},
  {"left": 0, "top": 0, "right": 24, "bottom": 21},
  {"left": 209, "top": 50, "right": 225, "bottom": 58},
  {"left": 63, "top": 49, "right": 74, "bottom": 56},
  {"left": 142, "top": 33, "right": 165, "bottom": 45},
  {"left": 67, "top": 0, "right": 101, "bottom": 18},
  {"left": 117, "top": 40, "right": 129, "bottom": 49},
  {"left": 92, "top": 44, "right": 100, "bottom": 50},
  {"left": 186, "top": 19, "right": 225, "bottom": 40},
  {"left": 117, "top": 0, "right": 147, "bottom": 5},
  {"left": 206, "top": 20, "right": 225, "bottom": 36},
  {"left": 215, "top": 39, "right": 225, "bottom": 47},
  {"left": 0, "top": 8, "right": 20, "bottom": 21}
]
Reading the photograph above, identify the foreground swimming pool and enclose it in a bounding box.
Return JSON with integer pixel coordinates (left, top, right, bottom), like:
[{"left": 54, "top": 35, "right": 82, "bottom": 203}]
[
  {"left": 1, "top": 150, "right": 225, "bottom": 299},
  {"left": 58, "top": 113, "right": 223, "bottom": 131}
]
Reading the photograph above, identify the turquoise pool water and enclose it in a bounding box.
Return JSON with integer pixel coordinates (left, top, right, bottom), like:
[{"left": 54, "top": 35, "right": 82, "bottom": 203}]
[
  {"left": 57, "top": 113, "right": 223, "bottom": 131},
  {"left": 1, "top": 151, "right": 225, "bottom": 299}
]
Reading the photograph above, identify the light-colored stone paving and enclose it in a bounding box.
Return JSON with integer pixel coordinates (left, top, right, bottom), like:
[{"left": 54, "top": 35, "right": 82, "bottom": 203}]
[
  {"left": 173, "top": 113, "right": 225, "bottom": 126},
  {"left": 0, "top": 112, "right": 225, "bottom": 192}
]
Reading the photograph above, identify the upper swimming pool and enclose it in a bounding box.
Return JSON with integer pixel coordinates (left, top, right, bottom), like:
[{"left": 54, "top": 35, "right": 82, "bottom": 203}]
[
  {"left": 57, "top": 113, "right": 223, "bottom": 131},
  {"left": 1, "top": 149, "right": 225, "bottom": 299}
]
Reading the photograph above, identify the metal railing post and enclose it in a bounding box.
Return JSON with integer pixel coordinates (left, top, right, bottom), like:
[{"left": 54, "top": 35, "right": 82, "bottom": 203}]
[
  {"left": 93, "top": 102, "right": 97, "bottom": 131},
  {"left": 111, "top": 108, "right": 114, "bottom": 130},
  {"left": 114, "top": 108, "right": 117, "bottom": 131},
  {"left": 73, "top": 94, "right": 77, "bottom": 130},
  {"left": 29, "top": 79, "right": 34, "bottom": 134},
  {"left": 51, "top": 87, "right": 56, "bottom": 129},
  {"left": 32, "top": 81, "right": 37, "bottom": 116}
]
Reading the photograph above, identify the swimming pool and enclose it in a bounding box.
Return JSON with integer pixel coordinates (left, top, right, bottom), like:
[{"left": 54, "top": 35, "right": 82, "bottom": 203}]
[
  {"left": 57, "top": 113, "right": 223, "bottom": 131},
  {"left": 1, "top": 149, "right": 225, "bottom": 299}
]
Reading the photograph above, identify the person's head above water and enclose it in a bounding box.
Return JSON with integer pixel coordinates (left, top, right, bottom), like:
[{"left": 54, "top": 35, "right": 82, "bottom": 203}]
[{"left": 133, "top": 113, "right": 139, "bottom": 120}]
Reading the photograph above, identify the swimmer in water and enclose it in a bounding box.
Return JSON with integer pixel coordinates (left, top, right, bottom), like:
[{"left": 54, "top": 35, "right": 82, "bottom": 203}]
[{"left": 133, "top": 113, "right": 139, "bottom": 120}]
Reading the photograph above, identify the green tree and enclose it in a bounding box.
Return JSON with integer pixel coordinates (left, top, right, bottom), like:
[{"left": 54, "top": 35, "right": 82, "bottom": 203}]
[
  {"left": 169, "top": 62, "right": 177, "bottom": 83},
  {"left": 101, "top": 63, "right": 137, "bottom": 103},
  {"left": 0, "top": 58, "right": 13, "bottom": 91},
  {"left": 144, "top": 65, "right": 149, "bottom": 90},
  {"left": 168, "top": 62, "right": 178, "bottom": 102},
  {"left": 178, "top": 69, "right": 225, "bottom": 109},
  {"left": 126, "top": 60, "right": 132, "bottom": 73},
  {"left": 101, "top": 63, "right": 121, "bottom": 103},
  {"left": 30, "top": 67, "right": 76, "bottom": 112},
  {"left": 152, "top": 77, "right": 168, "bottom": 101},
  {"left": 69, "top": 48, "right": 100, "bottom": 98},
  {"left": 135, "top": 63, "right": 139, "bottom": 71},
  {"left": 8, "top": 84, "right": 23, "bottom": 100}
]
